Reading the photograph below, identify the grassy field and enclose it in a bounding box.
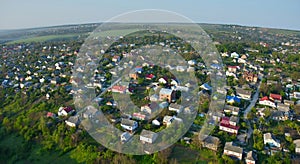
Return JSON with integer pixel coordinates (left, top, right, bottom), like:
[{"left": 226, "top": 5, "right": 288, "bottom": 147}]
[{"left": 7, "top": 34, "right": 83, "bottom": 44}]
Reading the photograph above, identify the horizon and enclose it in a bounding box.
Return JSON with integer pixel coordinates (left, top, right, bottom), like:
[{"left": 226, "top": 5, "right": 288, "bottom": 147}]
[
  {"left": 1, "top": 21, "right": 300, "bottom": 32},
  {"left": 0, "top": 0, "right": 299, "bottom": 31}
]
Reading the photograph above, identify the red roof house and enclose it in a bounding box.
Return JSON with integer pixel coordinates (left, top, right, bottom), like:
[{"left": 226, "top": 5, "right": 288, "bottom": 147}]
[{"left": 269, "top": 93, "right": 282, "bottom": 101}]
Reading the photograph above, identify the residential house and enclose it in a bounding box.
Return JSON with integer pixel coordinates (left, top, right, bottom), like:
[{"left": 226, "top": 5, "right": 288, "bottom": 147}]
[
  {"left": 284, "top": 100, "right": 294, "bottom": 106},
  {"left": 65, "top": 116, "right": 80, "bottom": 127},
  {"left": 135, "top": 66, "right": 143, "bottom": 73},
  {"left": 263, "top": 133, "right": 281, "bottom": 148},
  {"left": 229, "top": 116, "right": 239, "bottom": 126},
  {"left": 219, "top": 117, "right": 239, "bottom": 134},
  {"left": 236, "top": 87, "right": 252, "bottom": 100},
  {"left": 293, "top": 92, "right": 300, "bottom": 99},
  {"left": 277, "top": 103, "right": 290, "bottom": 112},
  {"left": 145, "top": 74, "right": 155, "bottom": 80},
  {"left": 201, "top": 135, "right": 220, "bottom": 151},
  {"left": 245, "top": 151, "right": 257, "bottom": 164},
  {"left": 259, "top": 97, "right": 276, "bottom": 108},
  {"left": 141, "top": 102, "right": 159, "bottom": 115},
  {"left": 159, "top": 88, "right": 175, "bottom": 102},
  {"left": 224, "top": 105, "right": 240, "bottom": 116},
  {"left": 226, "top": 95, "right": 241, "bottom": 104},
  {"left": 112, "top": 55, "right": 120, "bottom": 62},
  {"left": 150, "top": 94, "right": 159, "bottom": 102},
  {"left": 140, "top": 130, "right": 158, "bottom": 144},
  {"left": 58, "top": 106, "right": 74, "bottom": 116},
  {"left": 133, "top": 113, "right": 146, "bottom": 120},
  {"left": 243, "top": 71, "right": 258, "bottom": 83},
  {"left": 169, "top": 103, "right": 183, "bottom": 113},
  {"left": 293, "top": 139, "right": 300, "bottom": 154},
  {"left": 230, "top": 52, "right": 240, "bottom": 58},
  {"left": 121, "top": 119, "right": 138, "bottom": 132},
  {"left": 163, "top": 116, "right": 174, "bottom": 127},
  {"left": 200, "top": 83, "right": 212, "bottom": 91},
  {"left": 111, "top": 85, "right": 127, "bottom": 94},
  {"left": 228, "top": 66, "right": 240, "bottom": 73},
  {"left": 129, "top": 73, "right": 138, "bottom": 80},
  {"left": 223, "top": 142, "right": 243, "bottom": 160},
  {"left": 158, "top": 77, "right": 167, "bottom": 84},
  {"left": 121, "top": 132, "right": 131, "bottom": 143},
  {"left": 269, "top": 93, "right": 282, "bottom": 103},
  {"left": 271, "top": 111, "right": 289, "bottom": 121}
]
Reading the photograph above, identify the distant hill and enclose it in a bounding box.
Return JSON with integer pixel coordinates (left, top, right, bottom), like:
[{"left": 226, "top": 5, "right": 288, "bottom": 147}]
[{"left": 1, "top": 23, "right": 299, "bottom": 44}]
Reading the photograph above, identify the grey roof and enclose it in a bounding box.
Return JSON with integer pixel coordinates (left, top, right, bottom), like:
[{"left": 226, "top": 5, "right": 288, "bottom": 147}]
[
  {"left": 140, "top": 130, "right": 158, "bottom": 140},
  {"left": 224, "top": 142, "right": 243, "bottom": 154},
  {"left": 121, "top": 119, "right": 136, "bottom": 126},
  {"left": 236, "top": 87, "right": 252, "bottom": 96},
  {"left": 169, "top": 103, "right": 182, "bottom": 109},
  {"left": 160, "top": 88, "right": 173, "bottom": 95}
]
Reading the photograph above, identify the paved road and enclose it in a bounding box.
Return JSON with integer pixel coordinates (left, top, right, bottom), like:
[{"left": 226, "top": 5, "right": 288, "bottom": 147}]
[{"left": 243, "top": 80, "right": 262, "bottom": 142}]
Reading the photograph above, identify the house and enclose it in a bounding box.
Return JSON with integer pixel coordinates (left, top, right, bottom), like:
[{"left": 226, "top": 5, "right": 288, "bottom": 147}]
[
  {"left": 140, "top": 130, "right": 158, "bottom": 144},
  {"left": 236, "top": 87, "right": 252, "bottom": 100},
  {"left": 201, "top": 135, "right": 220, "bottom": 151},
  {"left": 169, "top": 103, "right": 183, "bottom": 113},
  {"left": 293, "top": 139, "right": 300, "bottom": 154},
  {"left": 284, "top": 100, "right": 294, "bottom": 106},
  {"left": 229, "top": 116, "right": 239, "bottom": 126},
  {"left": 170, "top": 79, "right": 179, "bottom": 86},
  {"left": 121, "top": 119, "right": 138, "bottom": 132},
  {"left": 277, "top": 103, "right": 290, "bottom": 112},
  {"left": 219, "top": 117, "right": 239, "bottom": 134},
  {"left": 263, "top": 133, "right": 281, "bottom": 148},
  {"left": 145, "top": 74, "right": 155, "bottom": 80},
  {"left": 129, "top": 73, "right": 138, "bottom": 80},
  {"left": 271, "top": 111, "right": 289, "bottom": 121},
  {"left": 238, "top": 58, "right": 246, "bottom": 64},
  {"left": 141, "top": 102, "right": 159, "bottom": 115},
  {"left": 245, "top": 151, "right": 257, "bottom": 164},
  {"left": 230, "top": 52, "right": 240, "bottom": 58},
  {"left": 259, "top": 97, "right": 276, "bottom": 108},
  {"left": 224, "top": 105, "right": 240, "bottom": 116},
  {"left": 135, "top": 66, "right": 143, "bottom": 73},
  {"left": 226, "top": 95, "right": 241, "bottom": 104},
  {"left": 133, "top": 113, "right": 146, "bottom": 120},
  {"left": 159, "top": 88, "right": 175, "bottom": 102},
  {"left": 150, "top": 94, "right": 159, "bottom": 102},
  {"left": 58, "top": 106, "right": 74, "bottom": 116},
  {"left": 111, "top": 85, "right": 127, "bottom": 94},
  {"left": 243, "top": 71, "right": 258, "bottom": 83},
  {"left": 46, "top": 112, "right": 56, "bottom": 118},
  {"left": 158, "top": 78, "right": 167, "bottom": 84},
  {"left": 121, "top": 132, "right": 131, "bottom": 143},
  {"left": 223, "top": 142, "right": 243, "bottom": 160},
  {"left": 241, "top": 54, "right": 248, "bottom": 60},
  {"left": 210, "top": 111, "right": 225, "bottom": 122},
  {"left": 228, "top": 66, "right": 239, "bottom": 73},
  {"left": 293, "top": 92, "right": 300, "bottom": 99},
  {"left": 163, "top": 116, "right": 174, "bottom": 127},
  {"left": 112, "top": 55, "right": 120, "bottom": 62},
  {"left": 65, "top": 116, "right": 80, "bottom": 127},
  {"left": 200, "top": 83, "right": 212, "bottom": 91},
  {"left": 269, "top": 93, "right": 282, "bottom": 102}
]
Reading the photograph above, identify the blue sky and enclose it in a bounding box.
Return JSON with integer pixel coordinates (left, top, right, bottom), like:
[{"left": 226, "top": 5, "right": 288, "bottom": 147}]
[{"left": 0, "top": 0, "right": 299, "bottom": 30}]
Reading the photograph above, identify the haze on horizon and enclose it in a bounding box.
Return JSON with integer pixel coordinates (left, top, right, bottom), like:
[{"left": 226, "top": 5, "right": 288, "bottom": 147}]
[{"left": 0, "top": 0, "right": 299, "bottom": 31}]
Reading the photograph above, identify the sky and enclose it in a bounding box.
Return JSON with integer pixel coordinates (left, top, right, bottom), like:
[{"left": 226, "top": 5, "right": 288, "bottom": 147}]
[{"left": 0, "top": 0, "right": 299, "bottom": 30}]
